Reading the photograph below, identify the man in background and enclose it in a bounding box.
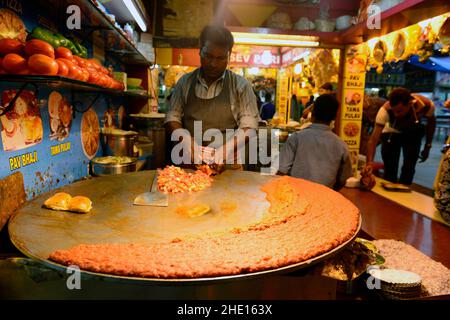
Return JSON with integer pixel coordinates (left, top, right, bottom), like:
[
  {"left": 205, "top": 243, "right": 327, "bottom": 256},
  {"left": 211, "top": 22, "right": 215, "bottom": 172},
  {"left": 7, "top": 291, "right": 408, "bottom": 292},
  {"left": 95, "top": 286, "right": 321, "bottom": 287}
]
[
  {"left": 365, "top": 88, "right": 436, "bottom": 185},
  {"left": 278, "top": 94, "right": 352, "bottom": 190},
  {"left": 260, "top": 92, "right": 276, "bottom": 121}
]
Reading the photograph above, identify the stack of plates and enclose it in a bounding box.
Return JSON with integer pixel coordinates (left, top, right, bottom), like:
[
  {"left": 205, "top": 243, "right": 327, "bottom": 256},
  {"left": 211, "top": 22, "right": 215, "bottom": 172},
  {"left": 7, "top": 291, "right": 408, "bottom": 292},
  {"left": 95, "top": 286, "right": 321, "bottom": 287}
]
[{"left": 368, "top": 268, "right": 423, "bottom": 300}]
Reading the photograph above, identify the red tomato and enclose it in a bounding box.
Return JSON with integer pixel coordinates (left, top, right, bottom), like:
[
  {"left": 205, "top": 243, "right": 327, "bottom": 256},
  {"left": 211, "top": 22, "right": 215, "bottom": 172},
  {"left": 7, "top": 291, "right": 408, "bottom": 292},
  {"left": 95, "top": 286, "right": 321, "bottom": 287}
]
[
  {"left": 99, "top": 66, "right": 109, "bottom": 75},
  {"left": 25, "top": 39, "right": 55, "bottom": 59},
  {"left": 69, "top": 58, "right": 78, "bottom": 66},
  {"left": 80, "top": 68, "right": 90, "bottom": 82},
  {"left": 87, "top": 69, "right": 100, "bottom": 85},
  {"left": 84, "top": 59, "right": 94, "bottom": 69},
  {"left": 55, "top": 47, "right": 73, "bottom": 60},
  {"left": 2, "top": 53, "right": 27, "bottom": 73},
  {"left": 70, "top": 65, "right": 83, "bottom": 81},
  {"left": 89, "top": 58, "right": 102, "bottom": 71},
  {"left": 56, "top": 58, "right": 74, "bottom": 68},
  {"left": 0, "top": 39, "right": 24, "bottom": 56},
  {"left": 56, "top": 59, "right": 69, "bottom": 77},
  {"left": 28, "top": 54, "right": 58, "bottom": 75},
  {"left": 56, "top": 58, "right": 77, "bottom": 79},
  {"left": 17, "top": 67, "right": 30, "bottom": 75},
  {"left": 72, "top": 56, "right": 88, "bottom": 68},
  {"left": 106, "top": 76, "right": 113, "bottom": 88},
  {"left": 98, "top": 74, "right": 109, "bottom": 87}
]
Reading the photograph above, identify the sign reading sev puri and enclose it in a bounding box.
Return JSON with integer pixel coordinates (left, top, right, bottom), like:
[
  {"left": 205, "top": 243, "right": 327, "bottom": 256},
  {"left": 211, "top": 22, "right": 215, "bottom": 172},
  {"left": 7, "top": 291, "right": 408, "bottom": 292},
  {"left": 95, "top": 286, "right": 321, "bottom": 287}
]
[{"left": 49, "top": 176, "right": 360, "bottom": 279}]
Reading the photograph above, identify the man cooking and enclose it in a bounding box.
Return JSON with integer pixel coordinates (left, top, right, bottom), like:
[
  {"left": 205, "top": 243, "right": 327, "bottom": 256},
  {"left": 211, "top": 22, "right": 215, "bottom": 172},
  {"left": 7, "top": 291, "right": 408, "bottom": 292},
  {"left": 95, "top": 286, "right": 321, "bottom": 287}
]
[{"left": 165, "top": 25, "right": 259, "bottom": 167}]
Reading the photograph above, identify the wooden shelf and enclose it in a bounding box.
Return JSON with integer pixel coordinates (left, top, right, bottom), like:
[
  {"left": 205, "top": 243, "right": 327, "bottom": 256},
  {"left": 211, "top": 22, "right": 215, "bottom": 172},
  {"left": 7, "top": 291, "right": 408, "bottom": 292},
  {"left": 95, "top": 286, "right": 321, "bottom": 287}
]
[
  {"left": 39, "top": 0, "right": 152, "bottom": 66},
  {"left": 0, "top": 75, "right": 151, "bottom": 100}
]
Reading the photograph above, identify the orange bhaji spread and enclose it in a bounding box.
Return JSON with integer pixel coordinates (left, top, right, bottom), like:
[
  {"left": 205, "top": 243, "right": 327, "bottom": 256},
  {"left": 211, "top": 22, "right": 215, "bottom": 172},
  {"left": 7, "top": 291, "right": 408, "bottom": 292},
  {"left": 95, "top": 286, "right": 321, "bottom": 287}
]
[{"left": 49, "top": 176, "right": 360, "bottom": 278}]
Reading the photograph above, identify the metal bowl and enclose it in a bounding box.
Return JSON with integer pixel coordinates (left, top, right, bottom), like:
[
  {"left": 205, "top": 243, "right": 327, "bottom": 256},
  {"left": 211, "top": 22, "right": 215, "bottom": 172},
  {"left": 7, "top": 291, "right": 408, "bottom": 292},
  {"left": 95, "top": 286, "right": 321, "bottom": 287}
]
[
  {"left": 90, "top": 157, "right": 137, "bottom": 176},
  {"left": 100, "top": 130, "right": 138, "bottom": 157}
]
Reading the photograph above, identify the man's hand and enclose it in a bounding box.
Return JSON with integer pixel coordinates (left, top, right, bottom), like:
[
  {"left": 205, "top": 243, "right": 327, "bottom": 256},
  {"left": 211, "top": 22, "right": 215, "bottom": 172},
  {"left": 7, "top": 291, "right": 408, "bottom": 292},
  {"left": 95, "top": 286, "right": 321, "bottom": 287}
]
[{"left": 419, "top": 145, "right": 431, "bottom": 162}]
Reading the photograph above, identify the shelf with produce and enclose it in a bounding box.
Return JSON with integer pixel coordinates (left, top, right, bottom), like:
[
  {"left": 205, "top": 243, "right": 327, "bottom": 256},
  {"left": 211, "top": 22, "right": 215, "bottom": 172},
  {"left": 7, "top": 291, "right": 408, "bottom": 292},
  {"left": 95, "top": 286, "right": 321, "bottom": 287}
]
[
  {"left": 36, "top": 0, "right": 152, "bottom": 66},
  {"left": 86, "top": 0, "right": 152, "bottom": 67},
  {"left": 0, "top": 75, "right": 149, "bottom": 100}
]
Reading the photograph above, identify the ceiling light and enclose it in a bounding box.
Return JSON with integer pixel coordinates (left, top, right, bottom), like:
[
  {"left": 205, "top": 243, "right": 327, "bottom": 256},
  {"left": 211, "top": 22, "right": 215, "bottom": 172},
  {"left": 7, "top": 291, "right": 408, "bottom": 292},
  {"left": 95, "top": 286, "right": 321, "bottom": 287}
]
[
  {"left": 232, "top": 32, "right": 319, "bottom": 47},
  {"left": 123, "top": 0, "right": 147, "bottom": 32}
]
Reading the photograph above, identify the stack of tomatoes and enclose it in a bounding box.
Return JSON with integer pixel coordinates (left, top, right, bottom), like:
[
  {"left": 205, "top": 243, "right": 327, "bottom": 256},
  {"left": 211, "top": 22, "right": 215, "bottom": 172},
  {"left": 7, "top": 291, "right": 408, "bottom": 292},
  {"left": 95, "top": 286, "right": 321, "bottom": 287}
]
[{"left": 0, "top": 38, "right": 124, "bottom": 91}]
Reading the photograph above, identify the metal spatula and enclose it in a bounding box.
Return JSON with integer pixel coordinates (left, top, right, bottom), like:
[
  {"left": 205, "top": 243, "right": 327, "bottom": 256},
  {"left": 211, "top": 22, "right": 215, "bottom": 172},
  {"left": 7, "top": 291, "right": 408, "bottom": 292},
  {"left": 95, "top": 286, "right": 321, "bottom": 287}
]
[{"left": 133, "top": 172, "right": 168, "bottom": 206}]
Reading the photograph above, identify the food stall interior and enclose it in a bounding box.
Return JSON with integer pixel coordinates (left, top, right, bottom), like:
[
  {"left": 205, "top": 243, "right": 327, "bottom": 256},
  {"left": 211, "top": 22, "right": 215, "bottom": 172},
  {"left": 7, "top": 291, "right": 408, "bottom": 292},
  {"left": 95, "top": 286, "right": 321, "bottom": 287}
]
[{"left": 0, "top": 0, "right": 450, "bottom": 300}]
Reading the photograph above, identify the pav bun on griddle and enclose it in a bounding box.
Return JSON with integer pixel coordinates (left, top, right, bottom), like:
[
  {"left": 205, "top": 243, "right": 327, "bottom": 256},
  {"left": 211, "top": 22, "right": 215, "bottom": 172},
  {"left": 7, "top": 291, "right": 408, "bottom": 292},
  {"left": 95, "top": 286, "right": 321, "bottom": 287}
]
[
  {"left": 68, "top": 196, "right": 92, "bottom": 213},
  {"left": 43, "top": 192, "right": 72, "bottom": 211}
]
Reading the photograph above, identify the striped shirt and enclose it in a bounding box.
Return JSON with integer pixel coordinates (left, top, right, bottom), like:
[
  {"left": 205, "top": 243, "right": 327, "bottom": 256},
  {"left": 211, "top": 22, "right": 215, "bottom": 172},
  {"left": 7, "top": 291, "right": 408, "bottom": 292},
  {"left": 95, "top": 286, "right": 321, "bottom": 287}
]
[{"left": 165, "top": 69, "right": 259, "bottom": 129}]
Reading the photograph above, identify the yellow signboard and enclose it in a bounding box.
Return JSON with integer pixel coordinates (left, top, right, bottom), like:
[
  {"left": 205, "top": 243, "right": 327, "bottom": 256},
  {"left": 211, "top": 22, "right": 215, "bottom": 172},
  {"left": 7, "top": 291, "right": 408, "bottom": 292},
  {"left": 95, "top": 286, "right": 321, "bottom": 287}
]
[
  {"left": 340, "top": 45, "right": 368, "bottom": 175},
  {"left": 276, "top": 69, "right": 291, "bottom": 124}
]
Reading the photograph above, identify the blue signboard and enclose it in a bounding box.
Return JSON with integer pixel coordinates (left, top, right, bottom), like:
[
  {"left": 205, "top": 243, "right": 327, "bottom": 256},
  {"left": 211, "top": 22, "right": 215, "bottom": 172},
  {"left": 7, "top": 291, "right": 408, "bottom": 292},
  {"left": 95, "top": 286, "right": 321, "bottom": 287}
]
[{"left": 0, "top": 1, "right": 126, "bottom": 199}]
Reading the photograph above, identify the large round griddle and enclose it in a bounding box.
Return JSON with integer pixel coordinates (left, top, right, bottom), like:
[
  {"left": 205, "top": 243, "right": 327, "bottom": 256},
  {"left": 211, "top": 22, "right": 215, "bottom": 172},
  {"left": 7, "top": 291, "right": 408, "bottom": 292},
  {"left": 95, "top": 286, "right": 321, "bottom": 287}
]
[{"left": 9, "top": 170, "right": 361, "bottom": 285}]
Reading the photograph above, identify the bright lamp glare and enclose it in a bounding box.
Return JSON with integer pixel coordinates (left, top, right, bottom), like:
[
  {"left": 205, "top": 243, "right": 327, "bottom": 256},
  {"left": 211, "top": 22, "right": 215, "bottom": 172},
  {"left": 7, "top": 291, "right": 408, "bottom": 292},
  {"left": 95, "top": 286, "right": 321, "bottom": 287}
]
[
  {"left": 123, "top": 0, "right": 147, "bottom": 32},
  {"left": 232, "top": 32, "right": 319, "bottom": 47}
]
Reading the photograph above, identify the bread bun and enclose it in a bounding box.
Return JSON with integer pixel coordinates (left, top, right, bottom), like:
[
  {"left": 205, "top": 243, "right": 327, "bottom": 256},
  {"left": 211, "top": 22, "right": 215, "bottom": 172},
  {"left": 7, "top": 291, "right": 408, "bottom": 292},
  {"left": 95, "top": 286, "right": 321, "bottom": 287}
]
[
  {"left": 68, "top": 196, "right": 92, "bottom": 213},
  {"left": 43, "top": 192, "right": 72, "bottom": 211}
]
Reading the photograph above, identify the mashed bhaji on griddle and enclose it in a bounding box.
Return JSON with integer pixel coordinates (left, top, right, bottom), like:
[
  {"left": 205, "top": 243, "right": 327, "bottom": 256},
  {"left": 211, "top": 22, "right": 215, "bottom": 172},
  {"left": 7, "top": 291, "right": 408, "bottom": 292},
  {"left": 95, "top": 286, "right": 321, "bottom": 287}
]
[{"left": 49, "top": 176, "right": 360, "bottom": 278}]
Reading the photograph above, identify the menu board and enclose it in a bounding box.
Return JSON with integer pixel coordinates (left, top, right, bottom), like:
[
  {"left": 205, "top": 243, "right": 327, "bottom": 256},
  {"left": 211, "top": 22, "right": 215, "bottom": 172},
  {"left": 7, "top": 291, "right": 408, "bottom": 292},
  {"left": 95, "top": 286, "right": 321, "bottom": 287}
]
[
  {"left": 339, "top": 45, "right": 368, "bottom": 175},
  {"left": 276, "top": 69, "right": 291, "bottom": 124},
  {"left": 0, "top": 1, "right": 126, "bottom": 199}
]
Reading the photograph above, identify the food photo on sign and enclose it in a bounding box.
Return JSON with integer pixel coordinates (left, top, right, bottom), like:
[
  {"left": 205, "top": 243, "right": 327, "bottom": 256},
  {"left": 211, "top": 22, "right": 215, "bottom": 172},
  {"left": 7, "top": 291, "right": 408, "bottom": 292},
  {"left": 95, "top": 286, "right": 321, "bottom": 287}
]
[
  {"left": 0, "top": 90, "right": 43, "bottom": 151},
  {"left": 48, "top": 91, "right": 73, "bottom": 141}
]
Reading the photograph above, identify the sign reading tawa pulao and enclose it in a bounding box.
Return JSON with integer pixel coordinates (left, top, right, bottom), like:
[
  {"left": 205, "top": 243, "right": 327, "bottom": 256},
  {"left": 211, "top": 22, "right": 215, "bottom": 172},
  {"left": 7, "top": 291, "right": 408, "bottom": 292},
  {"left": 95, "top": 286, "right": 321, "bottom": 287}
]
[
  {"left": 340, "top": 45, "right": 367, "bottom": 175},
  {"left": 50, "top": 142, "right": 71, "bottom": 156}
]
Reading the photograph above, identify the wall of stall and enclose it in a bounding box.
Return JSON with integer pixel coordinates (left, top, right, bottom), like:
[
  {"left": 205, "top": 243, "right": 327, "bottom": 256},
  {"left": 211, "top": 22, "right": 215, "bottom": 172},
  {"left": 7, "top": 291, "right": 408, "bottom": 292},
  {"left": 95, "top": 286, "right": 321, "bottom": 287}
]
[{"left": 0, "top": 1, "right": 125, "bottom": 199}]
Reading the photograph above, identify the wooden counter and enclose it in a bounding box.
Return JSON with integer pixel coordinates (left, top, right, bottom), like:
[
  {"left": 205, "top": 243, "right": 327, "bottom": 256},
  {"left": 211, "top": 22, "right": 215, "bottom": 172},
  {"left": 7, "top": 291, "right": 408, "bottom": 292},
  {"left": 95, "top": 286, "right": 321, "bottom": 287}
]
[{"left": 341, "top": 187, "right": 450, "bottom": 269}]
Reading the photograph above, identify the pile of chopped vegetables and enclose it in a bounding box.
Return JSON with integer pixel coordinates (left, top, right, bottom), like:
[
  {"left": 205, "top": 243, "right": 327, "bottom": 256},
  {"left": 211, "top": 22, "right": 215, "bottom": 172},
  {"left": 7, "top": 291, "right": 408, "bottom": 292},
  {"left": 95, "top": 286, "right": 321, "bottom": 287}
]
[{"left": 157, "top": 166, "right": 212, "bottom": 193}]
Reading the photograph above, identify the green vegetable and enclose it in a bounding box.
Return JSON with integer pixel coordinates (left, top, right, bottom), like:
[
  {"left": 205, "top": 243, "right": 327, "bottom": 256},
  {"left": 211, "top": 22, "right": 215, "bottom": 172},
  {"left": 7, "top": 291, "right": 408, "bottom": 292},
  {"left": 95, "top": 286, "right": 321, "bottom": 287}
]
[
  {"left": 71, "top": 39, "right": 87, "bottom": 58},
  {"left": 74, "top": 41, "right": 87, "bottom": 58},
  {"left": 65, "top": 39, "right": 79, "bottom": 55},
  {"left": 53, "top": 34, "right": 69, "bottom": 47},
  {"left": 31, "top": 27, "right": 61, "bottom": 48},
  {"left": 65, "top": 36, "right": 87, "bottom": 57}
]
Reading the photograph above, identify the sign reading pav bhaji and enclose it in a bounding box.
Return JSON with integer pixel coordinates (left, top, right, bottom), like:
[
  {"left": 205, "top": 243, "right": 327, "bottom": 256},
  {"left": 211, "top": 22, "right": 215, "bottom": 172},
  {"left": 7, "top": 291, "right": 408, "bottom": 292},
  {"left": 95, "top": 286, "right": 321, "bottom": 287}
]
[
  {"left": 9, "top": 150, "right": 39, "bottom": 171},
  {"left": 0, "top": 90, "right": 43, "bottom": 152}
]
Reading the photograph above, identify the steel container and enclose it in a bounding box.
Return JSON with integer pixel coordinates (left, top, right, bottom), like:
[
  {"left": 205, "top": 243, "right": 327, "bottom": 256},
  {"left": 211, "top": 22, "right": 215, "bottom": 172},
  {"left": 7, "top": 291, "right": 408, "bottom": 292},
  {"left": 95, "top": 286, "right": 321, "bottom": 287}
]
[
  {"left": 90, "top": 158, "right": 137, "bottom": 176},
  {"left": 100, "top": 130, "right": 138, "bottom": 157}
]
